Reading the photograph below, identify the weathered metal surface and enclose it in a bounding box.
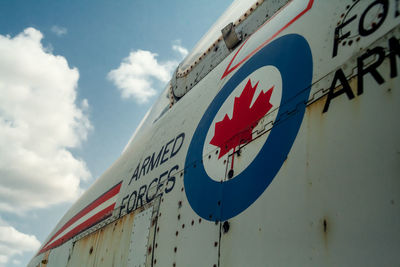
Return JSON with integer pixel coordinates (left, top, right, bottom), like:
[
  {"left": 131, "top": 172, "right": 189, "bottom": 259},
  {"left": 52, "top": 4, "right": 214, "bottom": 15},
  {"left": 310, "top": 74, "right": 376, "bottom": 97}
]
[
  {"left": 151, "top": 167, "right": 220, "bottom": 267},
  {"left": 29, "top": 0, "right": 400, "bottom": 266},
  {"left": 127, "top": 207, "right": 153, "bottom": 266},
  {"left": 222, "top": 22, "right": 241, "bottom": 50},
  {"left": 171, "top": 0, "right": 289, "bottom": 98},
  {"left": 67, "top": 209, "right": 137, "bottom": 266},
  {"left": 218, "top": 1, "right": 400, "bottom": 266},
  {"left": 46, "top": 241, "right": 72, "bottom": 267}
]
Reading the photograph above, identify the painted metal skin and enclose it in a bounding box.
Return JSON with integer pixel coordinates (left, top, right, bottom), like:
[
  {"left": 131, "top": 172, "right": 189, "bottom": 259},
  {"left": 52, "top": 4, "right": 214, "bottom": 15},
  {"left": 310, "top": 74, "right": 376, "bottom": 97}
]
[{"left": 29, "top": 0, "right": 400, "bottom": 266}]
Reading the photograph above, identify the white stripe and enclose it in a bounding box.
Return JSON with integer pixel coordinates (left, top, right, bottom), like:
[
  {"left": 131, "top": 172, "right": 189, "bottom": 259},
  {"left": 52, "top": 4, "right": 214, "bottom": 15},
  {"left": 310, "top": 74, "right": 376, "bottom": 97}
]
[{"left": 46, "top": 195, "right": 117, "bottom": 248}]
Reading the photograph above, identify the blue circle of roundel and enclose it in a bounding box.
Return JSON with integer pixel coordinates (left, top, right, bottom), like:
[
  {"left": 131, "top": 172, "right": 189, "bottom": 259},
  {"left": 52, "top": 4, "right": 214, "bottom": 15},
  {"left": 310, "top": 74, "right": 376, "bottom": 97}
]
[{"left": 184, "top": 34, "right": 313, "bottom": 221}]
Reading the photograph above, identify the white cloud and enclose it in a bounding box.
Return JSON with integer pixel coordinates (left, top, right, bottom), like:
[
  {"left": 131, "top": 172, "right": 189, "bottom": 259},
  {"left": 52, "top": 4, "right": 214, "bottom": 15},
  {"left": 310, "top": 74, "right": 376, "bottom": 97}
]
[
  {"left": 108, "top": 42, "right": 188, "bottom": 103},
  {"left": 0, "top": 218, "right": 40, "bottom": 267},
  {"left": 50, "top": 25, "right": 67, "bottom": 36},
  {"left": 172, "top": 40, "right": 189, "bottom": 59},
  {"left": 0, "top": 28, "right": 92, "bottom": 213},
  {"left": 108, "top": 50, "right": 177, "bottom": 103}
]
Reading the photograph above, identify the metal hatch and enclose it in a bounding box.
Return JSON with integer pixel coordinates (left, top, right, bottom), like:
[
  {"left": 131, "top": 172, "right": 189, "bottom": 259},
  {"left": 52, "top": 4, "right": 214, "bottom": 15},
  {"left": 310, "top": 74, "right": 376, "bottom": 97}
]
[
  {"left": 170, "top": 0, "right": 290, "bottom": 102},
  {"left": 65, "top": 199, "right": 160, "bottom": 267}
]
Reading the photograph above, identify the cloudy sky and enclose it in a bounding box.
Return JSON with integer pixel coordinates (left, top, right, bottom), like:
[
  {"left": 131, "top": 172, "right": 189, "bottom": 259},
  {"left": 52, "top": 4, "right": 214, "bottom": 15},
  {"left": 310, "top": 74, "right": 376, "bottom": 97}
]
[{"left": 0, "top": 0, "right": 232, "bottom": 265}]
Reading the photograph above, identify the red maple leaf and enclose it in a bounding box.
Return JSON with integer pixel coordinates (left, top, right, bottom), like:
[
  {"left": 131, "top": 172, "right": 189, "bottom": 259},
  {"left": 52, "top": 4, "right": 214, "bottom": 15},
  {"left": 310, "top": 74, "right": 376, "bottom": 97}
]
[{"left": 210, "top": 79, "right": 274, "bottom": 159}]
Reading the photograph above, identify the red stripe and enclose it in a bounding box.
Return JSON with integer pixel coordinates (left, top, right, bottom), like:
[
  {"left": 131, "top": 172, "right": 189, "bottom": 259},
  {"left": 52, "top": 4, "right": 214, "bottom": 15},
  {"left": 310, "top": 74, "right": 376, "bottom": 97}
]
[
  {"left": 38, "top": 182, "right": 122, "bottom": 254},
  {"left": 39, "top": 204, "right": 115, "bottom": 254},
  {"left": 221, "top": 0, "right": 314, "bottom": 79}
]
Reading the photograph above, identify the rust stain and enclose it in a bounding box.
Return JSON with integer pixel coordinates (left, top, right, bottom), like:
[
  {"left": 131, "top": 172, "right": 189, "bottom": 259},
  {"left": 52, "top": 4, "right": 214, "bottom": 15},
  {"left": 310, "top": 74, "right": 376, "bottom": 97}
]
[
  {"left": 307, "top": 94, "right": 327, "bottom": 115},
  {"left": 67, "top": 211, "right": 137, "bottom": 266},
  {"left": 321, "top": 216, "right": 331, "bottom": 251},
  {"left": 307, "top": 75, "right": 359, "bottom": 118},
  {"left": 41, "top": 251, "right": 50, "bottom": 266}
]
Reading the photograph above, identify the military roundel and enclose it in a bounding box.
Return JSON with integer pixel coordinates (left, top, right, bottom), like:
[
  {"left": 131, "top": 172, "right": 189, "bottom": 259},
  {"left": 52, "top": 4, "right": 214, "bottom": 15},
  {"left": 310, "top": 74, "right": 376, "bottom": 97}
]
[{"left": 184, "top": 34, "right": 313, "bottom": 221}]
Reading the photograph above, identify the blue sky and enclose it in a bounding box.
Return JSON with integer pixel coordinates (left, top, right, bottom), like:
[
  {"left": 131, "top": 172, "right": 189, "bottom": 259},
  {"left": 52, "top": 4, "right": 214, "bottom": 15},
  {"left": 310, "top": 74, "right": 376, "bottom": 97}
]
[{"left": 0, "top": 0, "right": 232, "bottom": 265}]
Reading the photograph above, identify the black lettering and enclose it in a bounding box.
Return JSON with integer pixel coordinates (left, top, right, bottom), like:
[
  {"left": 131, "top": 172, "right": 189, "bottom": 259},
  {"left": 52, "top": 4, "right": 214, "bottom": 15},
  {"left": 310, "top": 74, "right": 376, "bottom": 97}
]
[
  {"left": 165, "top": 165, "right": 179, "bottom": 194},
  {"left": 357, "top": 46, "right": 385, "bottom": 95},
  {"left": 160, "top": 139, "right": 174, "bottom": 164},
  {"left": 323, "top": 69, "right": 355, "bottom": 113},
  {"left": 359, "top": 0, "right": 388, "bottom": 36},
  {"left": 333, "top": 15, "right": 357, "bottom": 57},
  {"left": 139, "top": 156, "right": 150, "bottom": 178},
  {"left": 389, "top": 37, "right": 400, "bottom": 78},
  {"left": 128, "top": 163, "right": 140, "bottom": 185},
  {"left": 135, "top": 184, "right": 147, "bottom": 209},
  {"left": 119, "top": 195, "right": 129, "bottom": 218},
  {"left": 146, "top": 178, "right": 159, "bottom": 202},
  {"left": 127, "top": 190, "right": 137, "bottom": 213},
  {"left": 156, "top": 171, "right": 168, "bottom": 196},
  {"left": 147, "top": 148, "right": 163, "bottom": 174},
  {"left": 171, "top": 133, "right": 185, "bottom": 158}
]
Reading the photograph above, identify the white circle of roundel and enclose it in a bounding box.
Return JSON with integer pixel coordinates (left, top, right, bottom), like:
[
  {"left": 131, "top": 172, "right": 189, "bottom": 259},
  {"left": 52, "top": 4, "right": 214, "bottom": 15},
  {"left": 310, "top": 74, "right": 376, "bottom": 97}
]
[{"left": 202, "top": 66, "right": 282, "bottom": 182}]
